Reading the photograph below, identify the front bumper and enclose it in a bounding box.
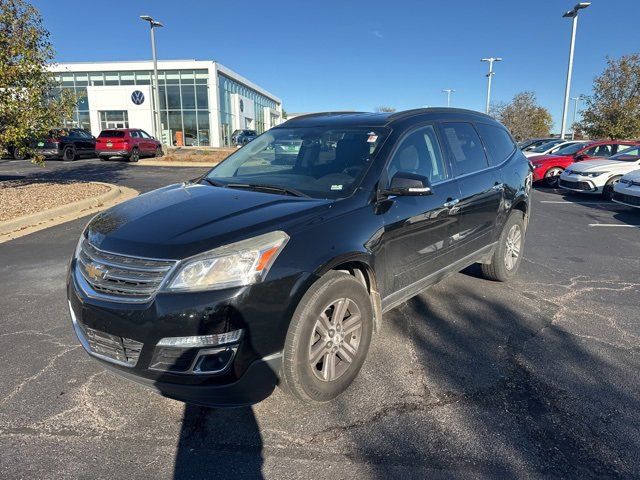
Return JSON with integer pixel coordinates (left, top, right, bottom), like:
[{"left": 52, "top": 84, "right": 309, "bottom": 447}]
[
  {"left": 612, "top": 185, "right": 640, "bottom": 208},
  {"left": 67, "top": 260, "right": 314, "bottom": 406},
  {"left": 558, "top": 175, "right": 600, "bottom": 193}
]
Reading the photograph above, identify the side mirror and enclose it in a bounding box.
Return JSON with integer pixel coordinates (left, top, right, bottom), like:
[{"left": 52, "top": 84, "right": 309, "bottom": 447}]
[
  {"left": 383, "top": 171, "right": 433, "bottom": 196},
  {"left": 575, "top": 154, "right": 585, "bottom": 161}
]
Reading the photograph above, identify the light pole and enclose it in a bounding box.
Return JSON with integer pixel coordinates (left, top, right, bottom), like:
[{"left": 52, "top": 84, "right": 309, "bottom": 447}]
[
  {"left": 570, "top": 94, "right": 584, "bottom": 139},
  {"left": 560, "top": 2, "right": 590, "bottom": 139},
  {"left": 481, "top": 57, "right": 502, "bottom": 114},
  {"left": 442, "top": 89, "right": 455, "bottom": 107},
  {"left": 140, "top": 15, "right": 163, "bottom": 143}
]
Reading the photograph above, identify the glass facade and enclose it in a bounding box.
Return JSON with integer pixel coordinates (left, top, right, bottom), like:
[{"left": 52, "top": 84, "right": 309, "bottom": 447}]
[
  {"left": 218, "top": 74, "right": 278, "bottom": 147},
  {"left": 53, "top": 66, "right": 280, "bottom": 148}
]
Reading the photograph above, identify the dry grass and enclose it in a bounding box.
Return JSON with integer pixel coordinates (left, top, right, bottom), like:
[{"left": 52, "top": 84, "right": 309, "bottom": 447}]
[
  {"left": 0, "top": 180, "right": 110, "bottom": 222},
  {"left": 160, "top": 147, "right": 235, "bottom": 164}
]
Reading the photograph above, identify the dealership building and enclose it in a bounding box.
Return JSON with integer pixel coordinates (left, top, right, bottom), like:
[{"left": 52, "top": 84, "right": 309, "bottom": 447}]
[{"left": 50, "top": 59, "right": 283, "bottom": 147}]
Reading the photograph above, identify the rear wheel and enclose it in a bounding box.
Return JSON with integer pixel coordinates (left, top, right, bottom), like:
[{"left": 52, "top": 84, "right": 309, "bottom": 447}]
[
  {"left": 11, "top": 147, "right": 26, "bottom": 160},
  {"left": 62, "top": 147, "right": 76, "bottom": 162},
  {"left": 481, "top": 211, "right": 526, "bottom": 282},
  {"left": 128, "top": 148, "right": 139, "bottom": 162},
  {"left": 602, "top": 176, "right": 621, "bottom": 200},
  {"left": 281, "top": 271, "right": 373, "bottom": 403},
  {"left": 544, "top": 167, "right": 563, "bottom": 187}
]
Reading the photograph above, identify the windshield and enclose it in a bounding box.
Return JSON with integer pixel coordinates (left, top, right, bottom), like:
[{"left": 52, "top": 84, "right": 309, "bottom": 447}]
[
  {"left": 532, "top": 140, "right": 564, "bottom": 153},
  {"left": 522, "top": 139, "right": 552, "bottom": 151},
  {"left": 206, "top": 126, "right": 388, "bottom": 199},
  {"left": 609, "top": 146, "right": 640, "bottom": 161},
  {"left": 554, "top": 142, "right": 587, "bottom": 155}
]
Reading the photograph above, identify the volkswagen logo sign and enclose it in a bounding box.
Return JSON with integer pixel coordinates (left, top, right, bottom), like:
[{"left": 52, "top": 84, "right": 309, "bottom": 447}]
[{"left": 131, "top": 90, "right": 145, "bottom": 105}]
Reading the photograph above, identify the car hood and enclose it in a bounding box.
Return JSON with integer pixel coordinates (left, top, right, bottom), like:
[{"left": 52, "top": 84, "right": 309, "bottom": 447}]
[
  {"left": 84, "top": 182, "right": 332, "bottom": 259},
  {"left": 530, "top": 154, "right": 569, "bottom": 164},
  {"left": 620, "top": 168, "right": 640, "bottom": 181},
  {"left": 567, "top": 159, "right": 640, "bottom": 173}
]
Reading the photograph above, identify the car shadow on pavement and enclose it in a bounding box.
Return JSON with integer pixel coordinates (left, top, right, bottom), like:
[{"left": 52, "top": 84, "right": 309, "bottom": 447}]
[
  {"left": 326, "top": 278, "right": 636, "bottom": 478},
  {"left": 173, "top": 405, "right": 265, "bottom": 479},
  {"left": 22, "top": 161, "right": 131, "bottom": 184}
]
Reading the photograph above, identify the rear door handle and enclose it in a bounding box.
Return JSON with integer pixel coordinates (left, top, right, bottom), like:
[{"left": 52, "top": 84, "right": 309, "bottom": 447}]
[{"left": 443, "top": 198, "right": 460, "bottom": 209}]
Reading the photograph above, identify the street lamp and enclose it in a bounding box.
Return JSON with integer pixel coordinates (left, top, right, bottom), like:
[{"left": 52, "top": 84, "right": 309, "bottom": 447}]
[
  {"left": 140, "top": 15, "right": 163, "bottom": 143},
  {"left": 570, "top": 94, "right": 585, "bottom": 139},
  {"left": 481, "top": 57, "right": 502, "bottom": 115},
  {"left": 442, "top": 89, "right": 455, "bottom": 107},
  {"left": 560, "top": 2, "right": 590, "bottom": 139}
]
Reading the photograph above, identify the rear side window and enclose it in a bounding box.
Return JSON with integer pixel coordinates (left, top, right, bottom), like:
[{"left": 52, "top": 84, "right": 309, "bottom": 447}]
[
  {"left": 475, "top": 123, "right": 516, "bottom": 166},
  {"left": 130, "top": 131, "right": 140, "bottom": 138},
  {"left": 441, "top": 122, "right": 489, "bottom": 176},
  {"left": 98, "top": 130, "right": 125, "bottom": 138}
]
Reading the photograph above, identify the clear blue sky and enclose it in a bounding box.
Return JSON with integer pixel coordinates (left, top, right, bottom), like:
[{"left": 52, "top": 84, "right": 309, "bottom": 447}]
[{"left": 33, "top": 0, "right": 639, "bottom": 130}]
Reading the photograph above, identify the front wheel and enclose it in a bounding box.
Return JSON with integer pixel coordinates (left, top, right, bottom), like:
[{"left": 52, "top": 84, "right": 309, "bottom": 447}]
[
  {"left": 154, "top": 145, "right": 163, "bottom": 158},
  {"left": 602, "top": 177, "right": 620, "bottom": 200},
  {"left": 481, "top": 211, "right": 526, "bottom": 282},
  {"left": 544, "top": 167, "right": 563, "bottom": 187},
  {"left": 280, "top": 271, "right": 373, "bottom": 403}
]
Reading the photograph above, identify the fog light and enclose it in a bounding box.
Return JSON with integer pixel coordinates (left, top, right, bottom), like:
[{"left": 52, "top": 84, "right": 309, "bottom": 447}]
[
  {"left": 193, "top": 347, "right": 237, "bottom": 374},
  {"left": 156, "top": 329, "right": 243, "bottom": 348}
]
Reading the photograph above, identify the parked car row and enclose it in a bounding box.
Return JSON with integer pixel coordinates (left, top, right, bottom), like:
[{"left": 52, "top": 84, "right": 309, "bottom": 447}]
[
  {"left": 519, "top": 137, "right": 640, "bottom": 207},
  {"left": 5, "top": 127, "right": 163, "bottom": 162}
]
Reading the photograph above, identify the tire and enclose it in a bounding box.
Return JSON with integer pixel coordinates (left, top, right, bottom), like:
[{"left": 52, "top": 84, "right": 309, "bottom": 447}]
[
  {"left": 481, "top": 211, "right": 526, "bottom": 282},
  {"left": 62, "top": 147, "right": 76, "bottom": 162},
  {"left": 154, "top": 145, "right": 163, "bottom": 158},
  {"left": 128, "top": 148, "right": 139, "bottom": 162},
  {"left": 544, "top": 167, "right": 563, "bottom": 187},
  {"left": 280, "top": 271, "right": 374, "bottom": 403},
  {"left": 602, "top": 177, "right": 620, "bottom": 200},
  {"left": 11, "top": 147, "right": 26, "bottom": 160}
]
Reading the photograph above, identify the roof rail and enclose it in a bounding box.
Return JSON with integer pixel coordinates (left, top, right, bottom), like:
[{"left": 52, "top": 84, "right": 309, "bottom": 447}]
[
  {"left": 387, "top": 107, "right": 491, "bottom": 122},
  {"left": 284, "top": 111, "right": 365, "bottom": 121}
]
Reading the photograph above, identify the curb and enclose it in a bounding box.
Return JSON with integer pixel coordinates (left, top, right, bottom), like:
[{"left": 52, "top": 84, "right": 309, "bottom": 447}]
[
  {"left": 136, "top": 160, "right": 218, "bottom": 168},
  {"left": 0, "top": 182, "right": 138, "bottom": 243}
]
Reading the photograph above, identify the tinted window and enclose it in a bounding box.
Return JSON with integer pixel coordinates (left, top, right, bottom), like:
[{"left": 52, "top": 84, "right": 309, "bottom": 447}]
[
  {"left": 584, "top": 144, "right": 612, "bottom": 157},
  {"left": 441, "top": 122, "right": 489, "bottom": 175},
  {"left": 610, "top": 146, "right": 640, "bottom": 160},
  {"left": 98, "top": 130, "right": 125, "bottom": 138},
  {"left": 476, "top": 123, "right": 516, "bottom": 166},
  {"left": 555, "top": 142, "right": 586, "bottom": 155},
  {"left": 388, "top": 125, "right": 448, "bottom": 183}
]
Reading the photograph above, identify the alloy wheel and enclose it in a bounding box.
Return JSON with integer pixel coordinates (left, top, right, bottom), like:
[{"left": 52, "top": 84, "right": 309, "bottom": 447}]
[
  {"left": 308, "top": 298, "right": 362, "bottom": 382},
  {"left": 504, "top": 224, "right": 522, "bottom": 271},
  {"left": 545, "top": 168, "right": 562, "bottom": 187}
]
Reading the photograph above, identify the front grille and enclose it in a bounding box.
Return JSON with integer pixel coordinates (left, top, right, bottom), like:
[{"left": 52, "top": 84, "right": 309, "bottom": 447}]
[
  {"left": 559, "top": 179, "right": 591, "bottom": 191},
  {"left": 83, "top": 325, "right": 143, "bottom": 366},
  {"left": 613, "top": 192, "right": 640, "bottom": 206},
  {"left": 76, "top": 239, "right": 177, "bottom": 302}
]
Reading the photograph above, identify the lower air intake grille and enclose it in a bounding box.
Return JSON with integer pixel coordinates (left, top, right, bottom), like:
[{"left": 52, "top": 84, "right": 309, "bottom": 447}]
[{"left": 83, "top": 326, "right": 143, "bottom": 366}]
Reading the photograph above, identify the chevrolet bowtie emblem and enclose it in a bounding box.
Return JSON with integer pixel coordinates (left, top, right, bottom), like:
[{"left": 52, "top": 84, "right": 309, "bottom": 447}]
[{"left": 85, "top": 262, "right": 108, "bottom": 281}]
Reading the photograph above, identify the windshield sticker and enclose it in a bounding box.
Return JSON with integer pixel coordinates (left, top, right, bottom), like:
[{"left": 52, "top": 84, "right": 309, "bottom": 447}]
[
  {"left": 367, "top": 133, "right": 378, "bottom": 143},
  {"left": 331, "top": 184, "right": 343, "bottom": 191}
]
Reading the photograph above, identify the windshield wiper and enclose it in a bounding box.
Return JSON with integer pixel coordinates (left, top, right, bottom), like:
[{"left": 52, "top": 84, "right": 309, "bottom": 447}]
[
  {"left": 200, "top": 177, "right": 225, "bottom": 187},
  {"left": 225, "top": 183, "right": 309, "bottom": 198}
]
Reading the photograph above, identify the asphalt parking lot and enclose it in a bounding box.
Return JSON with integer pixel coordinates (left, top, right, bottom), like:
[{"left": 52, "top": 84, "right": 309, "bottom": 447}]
[{"left": 1, "top": 157, "right": 639, "bottom": 479}]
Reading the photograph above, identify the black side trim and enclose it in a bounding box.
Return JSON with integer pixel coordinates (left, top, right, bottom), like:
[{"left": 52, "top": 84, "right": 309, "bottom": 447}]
[{"left": 381, "top": 242, "right": 496, "bottom": 313}]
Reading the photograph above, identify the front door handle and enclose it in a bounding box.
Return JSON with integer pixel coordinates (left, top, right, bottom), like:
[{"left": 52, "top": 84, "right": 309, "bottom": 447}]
[{"left": 443, "top": 198, "right": 460, "bottom": 209}]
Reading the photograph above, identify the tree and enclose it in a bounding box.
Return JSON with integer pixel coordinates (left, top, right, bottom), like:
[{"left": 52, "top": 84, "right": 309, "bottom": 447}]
[
  {"left": 491, "top": 91, "right": 553, "bottom": 141},
  {"left": 0, "top": 0, "right": 75, "bottom": 161},
  {"left": 578, "top": 54, "right": 640, "bottom": 140},
  {"left": 375, "top": 106, "right": 396, "bottom": 113}
]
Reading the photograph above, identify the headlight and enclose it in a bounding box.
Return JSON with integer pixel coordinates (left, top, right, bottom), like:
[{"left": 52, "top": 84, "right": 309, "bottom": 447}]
[
  {"left": 164, "top": 231, "right": 289, "bottom": 292},
  {"left": 532, "top": 164, "right": 541, "bottom": 169},
  {"left": 580, "top": 171, "right": 607, "bottom": 178}
]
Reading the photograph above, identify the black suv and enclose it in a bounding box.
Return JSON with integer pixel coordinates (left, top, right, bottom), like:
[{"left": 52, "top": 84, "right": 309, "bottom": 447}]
[
  {"left": 231, "top": 129, "right": 257, "bottom": 146},
  {"left": 5, "top": 128, "right": 96, "bottom": 161},
  {"left": 68, "top": 109, "right": 532, "bottom": 407}
]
